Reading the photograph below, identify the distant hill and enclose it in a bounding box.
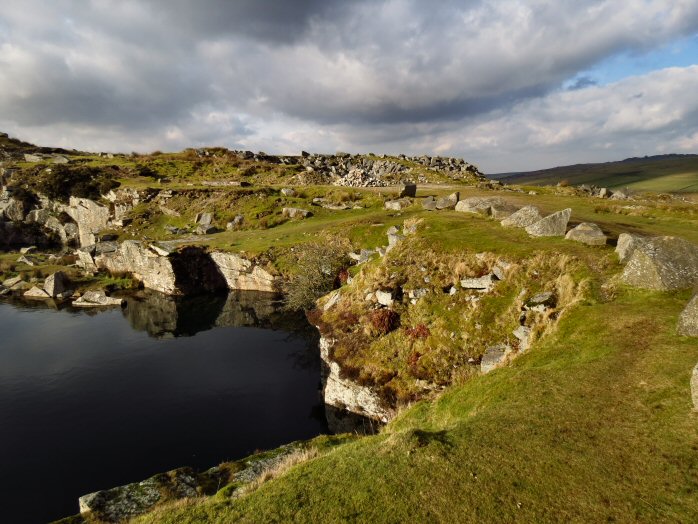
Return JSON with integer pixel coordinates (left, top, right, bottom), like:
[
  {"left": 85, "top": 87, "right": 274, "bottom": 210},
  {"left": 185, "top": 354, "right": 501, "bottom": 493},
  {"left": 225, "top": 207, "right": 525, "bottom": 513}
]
[{"left": 492, "top": 154, "right": 698, "bottom": 193}]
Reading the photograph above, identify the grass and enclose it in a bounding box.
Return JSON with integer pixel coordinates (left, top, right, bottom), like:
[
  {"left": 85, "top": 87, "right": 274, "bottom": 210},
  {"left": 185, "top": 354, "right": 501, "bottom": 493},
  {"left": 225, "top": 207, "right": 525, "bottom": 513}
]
[{"left": 133, "top": 287, "right": 698, "bottom": 523}]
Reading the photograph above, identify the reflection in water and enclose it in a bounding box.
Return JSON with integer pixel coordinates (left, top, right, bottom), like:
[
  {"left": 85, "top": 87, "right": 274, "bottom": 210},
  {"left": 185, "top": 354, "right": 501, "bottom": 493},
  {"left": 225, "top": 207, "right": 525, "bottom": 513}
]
[{"left": 122, "top": 290, "right": 310, "bottom": 338}]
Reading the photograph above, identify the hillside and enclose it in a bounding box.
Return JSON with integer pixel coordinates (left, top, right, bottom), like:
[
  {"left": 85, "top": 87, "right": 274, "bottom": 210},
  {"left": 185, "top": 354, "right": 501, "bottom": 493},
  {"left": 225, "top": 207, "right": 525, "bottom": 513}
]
[
  {"left": 1, "top": 134, "right": 697, "bottom": 523},
  {"left": 493, "top": 154, "right": 698, "bottom": 193}
]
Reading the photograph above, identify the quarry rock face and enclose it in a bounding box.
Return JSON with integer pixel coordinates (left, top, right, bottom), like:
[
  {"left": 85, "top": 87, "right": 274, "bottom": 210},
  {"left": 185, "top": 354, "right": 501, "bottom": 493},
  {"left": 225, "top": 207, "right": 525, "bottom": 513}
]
[
  {"left": 501, "top": 205, "right": 542, "bottom": 228},
  {"left": 210, "top": 252, "right": 279, "bottom": 293},
  {"left": 96, "top": 240, "right": 178, "bottom": 295},
  {"left": 565, "top": 222, "right": 607, "bottom": 246},
  {"left": 677, "top": 294, "right": 698, "bottom": 336},
  {"left": 620, "top": 236, "right": 698, "bottom": 291},
  {"left": 525, "top": 208, "right": 572, "bottom": 237},
  {"left": 319, "top": 335, "right": 393, "bottom": 423}
]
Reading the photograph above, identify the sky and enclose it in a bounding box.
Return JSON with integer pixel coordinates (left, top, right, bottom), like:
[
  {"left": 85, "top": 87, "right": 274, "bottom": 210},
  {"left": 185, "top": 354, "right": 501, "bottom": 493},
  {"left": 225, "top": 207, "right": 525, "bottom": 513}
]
[{"left": 1, "top": 1, "right": 698, "bottom": 173}]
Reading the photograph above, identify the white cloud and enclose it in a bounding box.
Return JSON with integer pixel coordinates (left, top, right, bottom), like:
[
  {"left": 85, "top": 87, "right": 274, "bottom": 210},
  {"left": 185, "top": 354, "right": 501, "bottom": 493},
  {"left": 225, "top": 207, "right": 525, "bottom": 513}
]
[{"left": 0, "top": 1, "right": 697, "bottom": 170}]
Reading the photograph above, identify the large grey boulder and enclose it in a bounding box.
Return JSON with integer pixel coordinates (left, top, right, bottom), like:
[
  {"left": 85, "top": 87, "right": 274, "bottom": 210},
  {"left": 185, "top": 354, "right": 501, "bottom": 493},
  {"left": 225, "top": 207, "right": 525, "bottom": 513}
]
[
  {"left": 501, "top": 205, "right": 542, "bottom": 228},
  {"left": 455, "top": 197, "right": 492, "bottom": 215},
  {"left": 616, "top": 233, "right": 648, "bottom": 264},
  {"left": 435, "top": 192, "right": 459, "bottom": 210},
  {"left": 678, "top": 294, "right": 698, "bottom": 336},
  {"left": 620, "top": 236, "right": 698, "bottom": 291},
  {"left": 565, "top": 222, "right": 607, "bottom": 246},
  {"left": 525, "top": 208, "right": 572, "bottom": 237},
  {"left": 44, "top": 271, "right": 69, "bottom": 298}
]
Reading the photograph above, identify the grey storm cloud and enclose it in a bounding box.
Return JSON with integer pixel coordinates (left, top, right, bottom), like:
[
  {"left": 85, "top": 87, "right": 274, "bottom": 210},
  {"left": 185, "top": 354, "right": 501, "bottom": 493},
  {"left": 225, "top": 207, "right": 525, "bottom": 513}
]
[{"left": 1, "top": 0, "right": 698, "bottom": 170}]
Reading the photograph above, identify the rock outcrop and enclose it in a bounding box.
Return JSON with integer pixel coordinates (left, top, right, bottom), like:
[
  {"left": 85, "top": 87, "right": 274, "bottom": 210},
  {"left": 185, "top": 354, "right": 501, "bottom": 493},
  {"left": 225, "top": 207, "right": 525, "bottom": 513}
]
[
  {"left": 620, "top": 236, "right": 698, "bottom": 291},
  {"left": 64, "top": 196, "right": 111, "bottom": 247}
]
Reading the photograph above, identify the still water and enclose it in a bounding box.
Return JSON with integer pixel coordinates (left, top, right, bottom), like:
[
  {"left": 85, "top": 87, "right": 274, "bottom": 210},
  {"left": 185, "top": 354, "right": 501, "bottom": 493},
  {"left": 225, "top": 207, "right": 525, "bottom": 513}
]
[{"left": 0, "top": 291, "right": 327, "bottom": 523}]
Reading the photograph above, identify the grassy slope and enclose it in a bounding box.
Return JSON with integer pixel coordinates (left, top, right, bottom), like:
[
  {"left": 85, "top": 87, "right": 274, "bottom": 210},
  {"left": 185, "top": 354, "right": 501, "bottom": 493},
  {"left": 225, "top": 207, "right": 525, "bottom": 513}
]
[
  {"left": 136, "top": 287, "right": 698, "bottom": 523},
  {"left": 495, "top": 155, "right": 698, "bottom": 193},
  {"left": 130, "top": 189, "right": 698, "bottom": 523}
]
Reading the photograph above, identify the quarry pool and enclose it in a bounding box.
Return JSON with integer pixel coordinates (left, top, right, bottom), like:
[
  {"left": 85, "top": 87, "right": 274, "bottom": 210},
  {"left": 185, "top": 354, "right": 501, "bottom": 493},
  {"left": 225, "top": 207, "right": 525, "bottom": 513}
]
[{"left": 0, "top": 292, "right": 327, "bottom": 523}]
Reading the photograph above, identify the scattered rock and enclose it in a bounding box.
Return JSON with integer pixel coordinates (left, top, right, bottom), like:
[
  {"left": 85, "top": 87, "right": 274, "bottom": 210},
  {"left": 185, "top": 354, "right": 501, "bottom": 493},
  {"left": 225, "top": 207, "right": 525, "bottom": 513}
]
[
  {"left": 280, "top": 188, "right": 296, "bottom": 197},
  {"left": 323, "top": 291, "right": 341, "bottom": 311},
  {"left": 195, "top": 212, "right": 213, "bottom": 226},
  {"left": 16, "top": 255, "right": 35, "bottom": 266},
  {"left": 620, "top": 236, "right": 698, "bottom": 291},
  {"left": 513, "top": 325, "right": 533, "bottom": 351},
  {"left": 195, "top": 224, "right": 217, "bottom": 235},
  {"left": 384, "top": 200, "right": 403, "bottom": 211},
  {"left": 282, "top": 207, "right": 312, "bottom": 219},
  {"left": 525, "top": 208, "right": 572, "bottom": 237},
  {"left": 44, "top": 271, "right": 69, "bottom": 298},
  {"left": 492, "top": 261, "right": 513, "bottom": 281},
  {"left": 421, "top": 196, "right": 437, "bottom": 211},
  {"left": 23, "top": 153, "right": 42, "bottom": 162},
  {"left": 460, "top": 274, "right": 496, "bottom": 292},
  {"left": 399, "top": 183, "right": 417, "bottom": 198},
  {"left": 375, "top": 290, "right": 394, "bottom": 307},
  {"left": 19, "top": 245, "right": 37, "bottom": 254},
  {"left": 500, "top": 206, "right": 542, "bottom": 228},
  {"left": 2, "top": 275, "right": 23, "bottom": 288},
  {"left": 226, "top": 215, "right": 244, "bottom": 230},
  {"left": 677, "top": 294, "right": 698, "bottom": 336},
  {"left": 73, "top": 290, "right": 124, "bottom": 307},
  {"left": 435, "top": 192, "right": 459, "bottom": 210},
  {"left": 24, "top": 286, "right": 50, "bottom": 299},
  {"left": 481, "top": 345, "right": 512, "bottom": 374},
  {"left": 526, "top": 292, "right": 556, "bottom": 308},
  {"left": 565, "top": 222, "right": 607, "bottom": 246}
]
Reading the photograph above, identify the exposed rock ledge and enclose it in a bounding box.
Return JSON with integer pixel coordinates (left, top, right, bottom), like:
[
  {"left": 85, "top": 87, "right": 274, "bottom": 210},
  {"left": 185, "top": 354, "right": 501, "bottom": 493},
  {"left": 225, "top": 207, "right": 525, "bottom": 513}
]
[
  {"left": 319, "top": 334, "right": 393, "bottom": 423},
  {"left": 93, "top": 240, "right": 279, "bottom": 295}
]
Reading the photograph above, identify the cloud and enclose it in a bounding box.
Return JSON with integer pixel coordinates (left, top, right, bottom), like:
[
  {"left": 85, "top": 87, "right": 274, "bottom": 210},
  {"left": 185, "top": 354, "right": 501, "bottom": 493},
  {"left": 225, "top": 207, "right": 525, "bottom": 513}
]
[{"left": 0, "top": 1, "right": 697, "bottom": 170}]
